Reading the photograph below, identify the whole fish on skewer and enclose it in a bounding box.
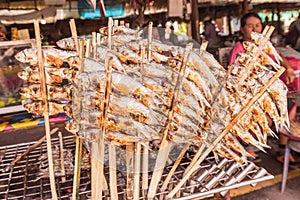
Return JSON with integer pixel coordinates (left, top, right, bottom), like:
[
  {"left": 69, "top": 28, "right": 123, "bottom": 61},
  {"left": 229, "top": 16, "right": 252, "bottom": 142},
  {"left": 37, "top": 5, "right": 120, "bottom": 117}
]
[
  {"left": 242, "top": 41, "right": 281, "bottom": 70},
  {"left": 23, "top": 99, "right": 70, "bottom": 116},
  {"left": 250, "top": 31, "right": 282, "bottom": 64},
  {"left": 15, "top": 47, "right": 77, "bottom": 67},
  {"left": 18, "top": 66, "right": 78, "bottom": 85},
  {"left": 19, "top": 84, "right": 73, "bottom": 101}
]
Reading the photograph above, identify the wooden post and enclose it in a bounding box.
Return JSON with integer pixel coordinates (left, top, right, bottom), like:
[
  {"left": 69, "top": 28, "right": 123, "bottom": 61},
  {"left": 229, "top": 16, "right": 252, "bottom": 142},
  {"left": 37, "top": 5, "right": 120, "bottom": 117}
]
[{"left": 191, "top": 0, "right": 200, "bottom": 43}]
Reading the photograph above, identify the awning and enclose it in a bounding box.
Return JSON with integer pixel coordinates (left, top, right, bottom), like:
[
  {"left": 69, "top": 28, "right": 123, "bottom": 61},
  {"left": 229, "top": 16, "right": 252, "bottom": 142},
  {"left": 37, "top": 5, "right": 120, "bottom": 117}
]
[{"left": 0, "top": 7, "right": 57, "bottom": 24}]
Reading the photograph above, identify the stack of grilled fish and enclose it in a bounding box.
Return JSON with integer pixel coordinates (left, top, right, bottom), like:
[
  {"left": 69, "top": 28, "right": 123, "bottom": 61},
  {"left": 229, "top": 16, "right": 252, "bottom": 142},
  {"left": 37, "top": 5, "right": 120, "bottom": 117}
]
[{"left": 15, "top": 25, "right": 289, "bottom": 164}]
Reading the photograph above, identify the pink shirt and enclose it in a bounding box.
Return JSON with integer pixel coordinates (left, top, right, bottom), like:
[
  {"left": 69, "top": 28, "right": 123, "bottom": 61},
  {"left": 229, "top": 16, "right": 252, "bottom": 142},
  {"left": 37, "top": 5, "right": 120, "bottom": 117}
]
[{"left": 229, "top": 41, "right": 244, "bottom": 65}]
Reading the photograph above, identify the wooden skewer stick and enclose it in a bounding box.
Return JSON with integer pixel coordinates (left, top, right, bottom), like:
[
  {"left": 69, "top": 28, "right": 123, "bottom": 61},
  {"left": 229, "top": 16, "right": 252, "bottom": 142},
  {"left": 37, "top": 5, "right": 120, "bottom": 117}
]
[
  {"left": 103, "top": 171, "right": 110, "bottom": 197},
  {"left": 183, "top": 144, "right": 205, "bottom": 177},
  {"left": 147, "top": 22, "right": 153, "bottom": 62},
  {"left": 90, "top": 146, "right": 98, "bottom": 200},
  {"left": 33, "top": 19, "right": 58, "bottom": 200},
  {"left": 69, "top": 20, "right": 84, "bottom": 200},
  {"left": 147, "top": 43, "right": 193, "bottom": 199},
  {"left": 126, "top": 143, "right": 134, "bottom": 199},
  {"left": 69, "top": 19, "right": 79, "bottom": 53},
  {"left": 72, "top": 136, "right": 83, "bottom": 200},
  {"left": 108, "top": 17, "right": 113, "bottom": 49},
  {"left": 114, "top": 19, "right": 119, "bottom": 27},
  {"left": 95, "top": 48, "right": 113, "bottom": 199},
  {"left": 58, "top": 132, "right": 66, "bottom": 183},
  {"left": 92, "top": 32, "right": 97, "bottom": 59},
  {"left": 85, "top": 39, "right": 91, "bottom": 58},
  {"left": 159, "top": 143, "right": 190, "bottom": 199},
  {"left": 109, "top": 143, "right": 118, "bottom": 200},
  {"left": 141, "top": 46, "right": 148, "bottom": 199},
  {"left": 167, "top": 66, "right": 286, "bottom": 199},
  {"left": 142, "top": 143, "right": 149, "bottom": 198},
  {"left": 133, "top": 139, "right": 142, "bottom": 200},
  {"left": 97, "top": 33, "right": 101, "bottom": 45},
  {"left": 100, "top": 19, "right": 115, "bottom": 199},
  {"left": 8, "top": 128, "right": 59, "bottom": 169},
  {"left": 262, "top": 25, "right": 270, "bottom": 35},
  {"left": 264, "top": 26, "right": 275, "bottom": 39},
  {"left": 199, "top": 40, "right": 208, "bottom": 56}
]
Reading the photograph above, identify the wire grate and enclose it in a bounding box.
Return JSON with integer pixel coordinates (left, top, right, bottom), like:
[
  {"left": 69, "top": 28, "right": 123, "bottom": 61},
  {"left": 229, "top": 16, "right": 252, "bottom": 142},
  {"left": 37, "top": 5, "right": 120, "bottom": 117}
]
[{"left": 0, "top": 135, "right": 274, "bottom": 200}]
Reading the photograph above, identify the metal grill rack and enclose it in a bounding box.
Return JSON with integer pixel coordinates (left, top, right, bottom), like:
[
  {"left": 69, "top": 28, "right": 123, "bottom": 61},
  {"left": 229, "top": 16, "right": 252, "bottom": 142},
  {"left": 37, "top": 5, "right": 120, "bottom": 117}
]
[{"left": 0, "top": 135, "right": 274, "bottom": 200}]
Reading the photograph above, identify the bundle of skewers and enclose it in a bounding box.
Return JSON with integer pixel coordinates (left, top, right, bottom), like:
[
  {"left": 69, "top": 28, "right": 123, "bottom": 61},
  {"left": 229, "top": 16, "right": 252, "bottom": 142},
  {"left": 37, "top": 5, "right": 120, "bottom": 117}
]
[{"left": 15, "top": 17, "right": 290, "bottom": 199}]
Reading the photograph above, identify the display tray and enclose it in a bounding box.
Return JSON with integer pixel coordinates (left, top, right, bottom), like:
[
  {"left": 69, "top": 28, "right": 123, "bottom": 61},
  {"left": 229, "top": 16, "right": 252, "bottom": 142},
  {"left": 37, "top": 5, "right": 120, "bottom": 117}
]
[{"left": 0, "top": 135, "right": 274, "bottom": 200}]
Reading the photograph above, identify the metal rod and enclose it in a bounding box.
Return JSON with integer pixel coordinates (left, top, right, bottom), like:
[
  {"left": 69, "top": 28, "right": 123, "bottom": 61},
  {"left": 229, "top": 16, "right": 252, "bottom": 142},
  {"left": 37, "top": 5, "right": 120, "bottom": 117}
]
[{"left": 175, "top": 174, "right": 274, "bottom": 200}]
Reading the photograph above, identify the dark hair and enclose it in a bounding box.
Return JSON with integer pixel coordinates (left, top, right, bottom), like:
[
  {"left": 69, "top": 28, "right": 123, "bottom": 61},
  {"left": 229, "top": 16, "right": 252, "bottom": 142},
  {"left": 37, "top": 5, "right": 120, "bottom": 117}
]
[{"left": 240, "top": 12, "right": 262, "bottom": 27}]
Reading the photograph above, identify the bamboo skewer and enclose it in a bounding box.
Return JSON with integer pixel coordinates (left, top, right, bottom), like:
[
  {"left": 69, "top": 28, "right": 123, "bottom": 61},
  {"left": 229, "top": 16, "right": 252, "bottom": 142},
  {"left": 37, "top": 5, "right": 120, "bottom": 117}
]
[
  {"left": 133, "top": 139, "right": 142, "bottom": 200},
  {"left": 159, "top": 143, "right": 190, "bottom": 199},
  {"left": 92, "top": 32, "right": 97, "bottom": 59},
  {"left": 199, "top": 40, "right": 208, "bottom": 55},
  {"left": 7, "top": 128, "right": 59, "bottom": 170},
  {"left": 95, "top": 53, "right": 113, "bottom": 199},
  {"left": 85, "top": 39, "right": 91, "bottom": 58},
  {"left": 105, "top": 17, "right": 119, "bottom": 200},
  {"left": 69, "top": 19, "right": 84, "bottom": 200},
  {"left": 109, "top": 143, "right": 118, "bottom": 200},
  {"left": 90, "top": 147, "right": 97, "bottom": 199},
  {"left": 147, "top": 22, "right": 153, "bottom": 62},
  {"left": 166, "top": 66, "right": 286, "bottom": 199},
  {"left": 126, "top": 144, "right": 134, "bottom": 199},
  {"left": 142, "top": 143, "right": 149, "bottom": 198},
  {"left": 147, "top": 43, "right": 193, "bottom": 199},
  {"left": 72, "top": 136, "right": 83, "bottom": 200},
  {"left": 97, "top": 33, "right": 101, "bottom": 45},
  {"left": 91, "top": 18, "right": 114, "bottom": 200},
  {"left": 58, "top": 132, "right": 66, "bottom": 183},
  {"left": 108, "top": 17, "right": 113, "bottom": 49},
  {"left": 33, "top": 19, "right": 58, "bottom": 199},
  {"left": 103, "top": 171, "right": 109, "bottom": 197},
  {"left": 262, "top": 25, "right": 270, "bottom": 35},
  {"left": 140, "top": 46, "right": 148, "bottom": 199},
  {"left": 69, "top": 19, "right": 79, "bottom": 53},
  {"left": 183, "top": 144, "right": 205, "bottom": 177}
]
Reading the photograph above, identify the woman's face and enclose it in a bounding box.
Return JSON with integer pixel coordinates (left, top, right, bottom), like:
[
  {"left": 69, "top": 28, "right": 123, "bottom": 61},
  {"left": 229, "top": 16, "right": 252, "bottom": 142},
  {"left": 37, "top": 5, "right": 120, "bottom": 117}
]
[{"left": 240, "top": 16, "right": 262, "bottom": 41}]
